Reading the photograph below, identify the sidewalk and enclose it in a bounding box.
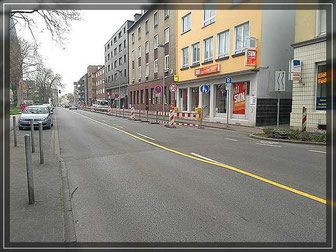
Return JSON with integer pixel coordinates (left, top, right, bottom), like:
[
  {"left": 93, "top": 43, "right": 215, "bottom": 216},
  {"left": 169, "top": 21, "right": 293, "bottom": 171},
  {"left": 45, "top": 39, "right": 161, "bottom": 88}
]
[{"left": 9, "top": 122, "right": 64, "bottom": 242}]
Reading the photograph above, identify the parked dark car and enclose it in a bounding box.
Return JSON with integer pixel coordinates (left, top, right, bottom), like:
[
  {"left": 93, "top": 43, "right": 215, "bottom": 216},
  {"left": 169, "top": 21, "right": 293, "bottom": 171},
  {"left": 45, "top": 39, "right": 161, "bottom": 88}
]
[{"left": 18, "top": 105, "right": 54, "bottom": 130}]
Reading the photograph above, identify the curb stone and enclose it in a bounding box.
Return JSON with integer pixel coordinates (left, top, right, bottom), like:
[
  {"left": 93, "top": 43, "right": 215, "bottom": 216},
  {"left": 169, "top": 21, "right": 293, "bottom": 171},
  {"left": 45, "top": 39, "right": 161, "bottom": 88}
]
[{"left": 249, "top": 133, "right": 326, "bottom": 146}]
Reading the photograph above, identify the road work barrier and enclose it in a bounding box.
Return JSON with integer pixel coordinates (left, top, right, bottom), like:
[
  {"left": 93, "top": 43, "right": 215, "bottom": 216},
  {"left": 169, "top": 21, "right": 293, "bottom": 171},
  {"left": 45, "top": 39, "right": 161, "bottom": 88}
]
[
  {"left": 83, "top": 106, "right": 202, "bottom": 127},
  {"left": 302, "top": 106, "right": 307, "bottom": 132},
  {"left": 167, "top": 110, "right": 176, "bottom": 128}
]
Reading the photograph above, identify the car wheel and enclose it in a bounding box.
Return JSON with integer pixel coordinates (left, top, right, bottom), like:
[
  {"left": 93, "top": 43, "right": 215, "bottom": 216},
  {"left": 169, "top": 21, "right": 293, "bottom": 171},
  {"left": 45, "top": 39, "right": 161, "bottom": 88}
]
[{"left": 19, "top": 126, "right": 23, "bottom": 130}]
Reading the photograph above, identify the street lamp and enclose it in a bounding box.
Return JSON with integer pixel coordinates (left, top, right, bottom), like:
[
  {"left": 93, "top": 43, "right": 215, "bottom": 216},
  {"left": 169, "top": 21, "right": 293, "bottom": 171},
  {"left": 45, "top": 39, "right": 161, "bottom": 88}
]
[
  {"left": 117, "top": 69, "right": 122, "bottom": 109},
  {"left": 158, "top": 44, "right": 165, "bottom": 118}
]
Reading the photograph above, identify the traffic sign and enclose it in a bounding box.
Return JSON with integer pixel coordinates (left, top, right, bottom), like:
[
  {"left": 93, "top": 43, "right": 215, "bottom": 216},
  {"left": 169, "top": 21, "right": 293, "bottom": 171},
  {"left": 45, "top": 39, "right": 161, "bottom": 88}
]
[
  {"left": 275, "top": 71, "right": 286, "bottom": 91},
  {"left": 200, "top": 84, "right": 210, "bottom": 93},
  {"left": 225, "top": 77, "right": 232, "bottom": 84},
  {"left": 155, "top": 85, "right": 162, "bottom": 94},
  {"left": 169, "top": 83, "right": 177, "bottom": 93}
]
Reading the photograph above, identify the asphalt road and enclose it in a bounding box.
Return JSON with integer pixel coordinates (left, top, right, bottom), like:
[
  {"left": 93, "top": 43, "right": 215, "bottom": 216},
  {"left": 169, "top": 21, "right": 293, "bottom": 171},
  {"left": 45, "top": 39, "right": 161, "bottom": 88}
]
[{"left": 55, "top": 107, "right": 327, "bottom": 243}]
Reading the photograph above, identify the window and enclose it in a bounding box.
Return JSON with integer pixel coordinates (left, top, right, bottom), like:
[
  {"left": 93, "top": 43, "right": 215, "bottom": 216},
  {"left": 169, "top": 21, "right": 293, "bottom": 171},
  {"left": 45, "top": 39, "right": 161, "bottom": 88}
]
[
  {"left": 132, "top": 33, "right": 135, "bottom": 43},
  {"left": 202, "top": 9, "right": 215, "bottom": 27},
  {"left": 234, "top": 21, "right": 249, "bottom": 54},
  {"left": 114, "top": 73, "right": 117, "bottom": 80},
  {"left": 203, "top": 36, "right": 213, "bottom": 62},
  {"left": 316, "top": 10, "right": 326, "bottom": 36},
  {"left": 124, "top": 40, "right": 126, "bottom": 48},
  {"left": 164, "top": 28, "right": 169, "bottom": 44},
  {"left": 191, "top": 42, "right": 200, "bottom": 65},
  {"left": 164, "top": 9, "right": 170, "bottom": 18},
  {"left": 114, "top": 60, "right": 117, "bottom": 68},
  {"left": 181, "top": 47, "right": 189, "bottom": 68},
  {"left": 114, "top": 48, "right": 117, "bottom": 56},
  {"left": 124, "top": 55, "right": 126, "bottom": 63},
  {"left": 154, "top": 59, "right": 158, "bottom": 73},
  {"left": 145, "top": 41, "right": 149, "bottom": 54},
  {"left": 145, "top": 63, "right": 149, "bottom": 76},
  {"left": 119, "top": 57, "right": 122, "bottom": 65},
  {"left": 131, "top": 50, "right": 135, "bottom": 61},
  {"left": 119, "top": 44, "right": 122, "bottom": 52},
  {"left": 164, "top": 55, "right": 169, "bottom": 71},
  {"left": 114, "top": 37, "right": 117, "bottom": 43},
  {"left": 138, "top": 46, "right": 141, "bottom": 58},
  {"left": 138, "top": 26, "right": 141, "bottom": 40},
  {"left": 138, "top": 66, "right": 142, "bottom": 78},
  {"left": 124, "top": 69, "right": 126, "bottom": 77},
  {"left": 217, "top": 30, "right": 230, "bottom": 58},
  {"left": 154, "top": 34, "right": 158, "bottom": 49},
  {"left": 145, "top": 20, "right": 149, "bottom": 33},
  {"left": 118, "top": 31, "right": 121, "bottom": 39},
  {"left": 124, "top": 27, "right": 126, "bottom": 33},
  {"left": 181, "top": 13, "right": 191, "bottom": 33},
  {"left": 154, "top": 12, "right": 158, "bottom": 26},
  {"left": 132, "top": 69, "right": 135, "bottom": 80},
  {"left": 316, "top": 63, "right": 327, "bottom": 110}
]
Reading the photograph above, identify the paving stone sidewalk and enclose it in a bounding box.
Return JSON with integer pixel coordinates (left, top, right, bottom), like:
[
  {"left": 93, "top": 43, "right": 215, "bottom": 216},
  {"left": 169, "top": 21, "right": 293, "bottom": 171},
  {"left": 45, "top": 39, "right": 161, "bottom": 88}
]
[{"left": 9, "top": 123, "right": 64, "bottom": 243}]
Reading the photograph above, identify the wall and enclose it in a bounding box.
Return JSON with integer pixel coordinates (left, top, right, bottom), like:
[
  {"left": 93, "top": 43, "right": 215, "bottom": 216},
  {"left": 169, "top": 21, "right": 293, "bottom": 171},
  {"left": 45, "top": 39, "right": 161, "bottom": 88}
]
[
  {"left": 259, "top": 9, "right": 295, "bottom": 99},
  {"left": 295, "top": 10, "right": 316, "bottom": 43},
  {"left": 176, "top": 9, "right": 262, "bottom": 82}
]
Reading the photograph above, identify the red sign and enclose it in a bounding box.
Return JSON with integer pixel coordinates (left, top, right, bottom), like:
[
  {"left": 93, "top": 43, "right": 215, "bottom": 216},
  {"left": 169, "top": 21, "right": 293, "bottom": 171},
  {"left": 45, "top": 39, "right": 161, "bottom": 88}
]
[
  {"left": 195, "top": 64, "right": 220, "bottom": 77},
  {"left": 245, "top": 49, "right": 257, "bottom": 66},
  {"left": 233, "top": 82, "right": 246, "bottom": 115}
]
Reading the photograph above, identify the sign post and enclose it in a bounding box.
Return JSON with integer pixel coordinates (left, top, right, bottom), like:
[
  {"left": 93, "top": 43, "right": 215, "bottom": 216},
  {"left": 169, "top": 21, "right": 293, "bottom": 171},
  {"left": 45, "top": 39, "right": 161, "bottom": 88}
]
[
  {"left": 275, "top": 70, "right": 286, "bottom": 129},
  {"left": 225, "top": 80, "right": 232, "bottom": 128}
]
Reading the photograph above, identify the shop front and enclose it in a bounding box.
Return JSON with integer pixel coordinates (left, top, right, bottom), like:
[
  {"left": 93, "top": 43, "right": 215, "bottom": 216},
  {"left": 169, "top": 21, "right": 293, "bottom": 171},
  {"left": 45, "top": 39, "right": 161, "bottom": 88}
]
[
  {"left": 106, "top": 86, "right": 128, "bottom": 108},
  {"left": 176, "top": 71, "right": 258, "bottom": 126}
]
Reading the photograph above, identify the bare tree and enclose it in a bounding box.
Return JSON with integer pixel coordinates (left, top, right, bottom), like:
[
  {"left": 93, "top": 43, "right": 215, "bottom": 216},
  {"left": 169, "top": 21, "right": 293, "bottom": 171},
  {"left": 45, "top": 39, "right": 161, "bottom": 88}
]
[
  {"left": 10, "top": 35, "right": 43, "bottom": 106},
  {"left": 32, "top": 66, "right": 64, "bottom": 104},
  {"left": 10, "top": 9, "right": 82, "bottom": 45}
]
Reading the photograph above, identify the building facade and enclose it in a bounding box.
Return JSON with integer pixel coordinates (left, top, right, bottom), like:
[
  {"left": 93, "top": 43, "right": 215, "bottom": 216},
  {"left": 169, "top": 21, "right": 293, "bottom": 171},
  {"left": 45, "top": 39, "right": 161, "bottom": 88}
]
[
  {"left": 289, "top": 9, "right": 327, "bottom": 131},
  {"left": 94, "top": 66, "right": 106, "bottom": 101},
  {"left": 176, "top": 9, "right": 295, "bottom": 126},
  {"left": 87, "top": 65, "right": 103, "bottom": 105},
  {"left": 104, "top": 20, "right": 134, "bottom": 108},
  {"left": 78, "top": 73, "right": 87, "bottom": 105},
  {"left": 128, "top": 9, "right": 177, "bottom": 111}
]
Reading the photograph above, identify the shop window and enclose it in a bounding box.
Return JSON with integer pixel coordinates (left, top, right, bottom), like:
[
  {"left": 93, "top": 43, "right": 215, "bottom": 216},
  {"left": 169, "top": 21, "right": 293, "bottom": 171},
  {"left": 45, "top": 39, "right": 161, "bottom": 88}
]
[
  {"left": 316, "top": 63, "right": 327, "bottom": 110},
  {"left": 180, "top": 88, "right": 187, "bottom": 111},
  {"left": 215, "top": 84, "right": 227, "bottom": 114},
  {"left": 191, "top": 87, "right": 199, "bottom": 111},
  {"left": 151, "top": 88, "right": 155, "bottom": 104},
  {"left": 232, "top": 82, "right": 247, "bottom": 115}
]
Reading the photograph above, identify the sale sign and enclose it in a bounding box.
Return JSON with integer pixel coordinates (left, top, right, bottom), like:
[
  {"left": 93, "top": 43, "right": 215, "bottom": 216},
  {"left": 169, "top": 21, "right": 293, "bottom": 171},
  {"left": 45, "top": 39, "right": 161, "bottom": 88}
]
[
  {"left": 245, "top": 49, "right": 257, "bottom": 66},
  {"left": 233, "top": 82, "right": 246, "bottom": 114}
]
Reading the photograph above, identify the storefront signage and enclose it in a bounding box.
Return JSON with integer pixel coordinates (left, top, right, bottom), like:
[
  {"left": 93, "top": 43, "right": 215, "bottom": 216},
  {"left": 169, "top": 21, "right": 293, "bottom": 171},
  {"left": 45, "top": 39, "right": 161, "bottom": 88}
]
[
  {"left": 289, "top": 59, "right": 302, "bottom": 81},
  {"left": 245, "top": 49, "right": 257, "bottom": 66},
  {"left": 316, "top": 70, "right": 327, "bottom": 110},
  {"left": 233, "top": 82, "right": 246, "bottom": 114},
  {"left": 194, "top": 64, "right": 220, "bottom": 77}
]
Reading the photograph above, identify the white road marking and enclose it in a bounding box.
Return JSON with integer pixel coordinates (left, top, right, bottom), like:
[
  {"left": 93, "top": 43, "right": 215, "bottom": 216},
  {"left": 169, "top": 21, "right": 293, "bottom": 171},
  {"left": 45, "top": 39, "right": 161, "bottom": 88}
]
[
  {"left": 190, "top": 153, "right": 221, "bottom": 164},
  {"left": 256, "top": 143, "right": 282, "bottom": 148},
  {"left": 224, "top": 137, "right": 238, "bottom": 142},
  {"left": 308, "top": 150, "right": 326, "bottom": 154},
  {"left": 136, "top": 132, "right": 155, "bottom": 140},
  {"left": 101, "top": 120, "right": 106, "bottom": 122}
]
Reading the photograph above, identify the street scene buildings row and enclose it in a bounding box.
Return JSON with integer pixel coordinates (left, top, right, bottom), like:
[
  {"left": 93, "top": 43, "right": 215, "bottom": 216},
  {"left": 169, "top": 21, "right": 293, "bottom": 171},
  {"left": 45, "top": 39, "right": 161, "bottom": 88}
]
[{"left": 73, "top": 8, "right": 327, "bottom": 131}]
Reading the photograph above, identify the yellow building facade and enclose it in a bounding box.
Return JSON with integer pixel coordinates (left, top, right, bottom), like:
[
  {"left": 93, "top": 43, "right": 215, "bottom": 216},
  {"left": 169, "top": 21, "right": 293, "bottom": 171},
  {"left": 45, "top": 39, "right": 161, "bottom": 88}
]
[
  {"left": 290, "top": 9, "right": 327, "bottom": 131},
  {"left": 175, "top": 9, "right": 295, "bottom": 126}
]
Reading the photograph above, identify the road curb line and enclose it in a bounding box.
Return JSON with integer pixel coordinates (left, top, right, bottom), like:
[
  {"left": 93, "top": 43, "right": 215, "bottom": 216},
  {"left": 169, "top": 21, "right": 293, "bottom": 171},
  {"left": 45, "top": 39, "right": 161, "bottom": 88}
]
[
  {"left": 249, "top": 133, "right": 326, "bottom": 146},
  {"left": 54, "top": 113, "right": 77, "bottom": 243}
]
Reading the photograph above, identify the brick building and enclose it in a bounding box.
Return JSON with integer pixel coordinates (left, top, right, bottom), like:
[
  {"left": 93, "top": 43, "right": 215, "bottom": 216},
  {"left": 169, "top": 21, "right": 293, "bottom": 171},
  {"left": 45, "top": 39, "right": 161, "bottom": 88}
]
[
  {"left": 94, "top": 66, "right": 106, "bottom": 100},
  {"left": 128, "top": 8, "right": 177, "bottom": 111},
  {"left": 87, "top": 65, "right": 103, "bottom": 105}
]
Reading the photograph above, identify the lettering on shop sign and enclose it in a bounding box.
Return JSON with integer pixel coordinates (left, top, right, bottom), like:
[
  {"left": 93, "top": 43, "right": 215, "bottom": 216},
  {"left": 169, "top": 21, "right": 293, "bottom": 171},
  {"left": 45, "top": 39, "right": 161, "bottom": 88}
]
[
  {"left": 233, "top": 82, "right": 246, "bottom": 115},
  {"left": 195, "top": 64, "right": 220, "bottom": 77}
]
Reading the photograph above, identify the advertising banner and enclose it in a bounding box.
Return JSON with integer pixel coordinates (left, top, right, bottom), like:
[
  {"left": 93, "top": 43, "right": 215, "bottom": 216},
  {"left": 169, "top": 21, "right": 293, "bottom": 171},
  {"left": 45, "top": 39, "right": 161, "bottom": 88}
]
[
  {"left": 316, "top": 70, "right": 327, "bottom": 110},
  {"left": 233, "top": 82, "right": 246, "bottom": 114},
  {"left": 245, "top": 49, "right": 257, "bottom": 66}
]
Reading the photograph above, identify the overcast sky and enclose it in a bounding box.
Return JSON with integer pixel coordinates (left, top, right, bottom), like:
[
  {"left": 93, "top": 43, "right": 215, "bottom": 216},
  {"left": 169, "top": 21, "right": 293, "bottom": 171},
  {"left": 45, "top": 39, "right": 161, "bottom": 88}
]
[{"left": 15, "top": 10, "right": 140, "bottom": 95}]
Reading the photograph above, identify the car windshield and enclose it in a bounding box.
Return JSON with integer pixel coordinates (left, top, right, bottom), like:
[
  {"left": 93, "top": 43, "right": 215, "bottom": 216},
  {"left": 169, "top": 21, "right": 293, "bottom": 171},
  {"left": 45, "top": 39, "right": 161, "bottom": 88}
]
[{"left": 23, "top": 107, "right": 49, "bottom": 114}]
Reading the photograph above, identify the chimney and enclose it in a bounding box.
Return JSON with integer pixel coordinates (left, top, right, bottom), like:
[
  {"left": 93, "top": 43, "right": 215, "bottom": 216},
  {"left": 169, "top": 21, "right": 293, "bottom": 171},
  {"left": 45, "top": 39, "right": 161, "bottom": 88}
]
[{"left": 134, "top": 13, "right": 141, "bottom": 22}]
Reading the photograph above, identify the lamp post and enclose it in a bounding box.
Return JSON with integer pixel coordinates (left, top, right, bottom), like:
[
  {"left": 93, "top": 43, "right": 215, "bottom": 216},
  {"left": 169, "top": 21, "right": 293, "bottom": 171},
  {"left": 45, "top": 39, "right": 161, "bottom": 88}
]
[
  {"left": 158, "top": 44, "right": 165, "bottom": 119},
  {"left": 117, "top": 70, "right": 122, "bottom": 109}
]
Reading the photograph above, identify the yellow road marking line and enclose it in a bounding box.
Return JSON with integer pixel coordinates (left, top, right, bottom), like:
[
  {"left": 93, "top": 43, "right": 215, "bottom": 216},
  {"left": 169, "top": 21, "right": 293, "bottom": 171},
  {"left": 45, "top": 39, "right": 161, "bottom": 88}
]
[{"left": 78, "top": 112, "right": 327, "bottom": 205}]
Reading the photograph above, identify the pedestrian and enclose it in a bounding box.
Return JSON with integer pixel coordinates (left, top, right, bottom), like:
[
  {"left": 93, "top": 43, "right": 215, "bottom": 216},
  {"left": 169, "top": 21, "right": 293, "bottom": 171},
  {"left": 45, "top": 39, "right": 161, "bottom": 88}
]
[{"left": 20, "top": 103, "right": 25, "bottom": 112}]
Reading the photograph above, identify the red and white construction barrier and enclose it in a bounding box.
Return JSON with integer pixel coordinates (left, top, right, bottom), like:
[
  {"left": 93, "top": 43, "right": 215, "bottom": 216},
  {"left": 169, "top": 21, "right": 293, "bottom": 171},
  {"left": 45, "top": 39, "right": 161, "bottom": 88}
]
[
  {"left": 107, "top": 107, "right": 112, "bottom": 115},
  {"left": 302, "top": 106, "right": 307, "bottom": 132},
  {"left": 168, "top": 110, "right": 176, "bottom": 128},
  {"left": 175, "top": 112, "right": 200, "bottom": 120},
  {"left": 130, "top": 107, "right": 135, "bottom": 120}
]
